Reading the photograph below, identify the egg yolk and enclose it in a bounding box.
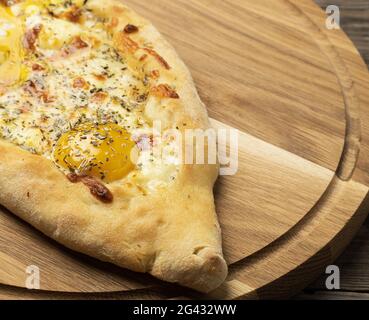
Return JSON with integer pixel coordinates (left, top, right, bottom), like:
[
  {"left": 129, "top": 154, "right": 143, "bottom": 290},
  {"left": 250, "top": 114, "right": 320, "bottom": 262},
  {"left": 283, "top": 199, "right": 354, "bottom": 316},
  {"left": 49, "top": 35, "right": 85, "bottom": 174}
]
[
  {"left": 0, "top": 0, "right": 86, "bottom": 87},
  {"left": 0, "top": 6, "right": 26, "bottom": 87},
  {"left": 53, "top": 123, "right": 136, "bottom": 182}
]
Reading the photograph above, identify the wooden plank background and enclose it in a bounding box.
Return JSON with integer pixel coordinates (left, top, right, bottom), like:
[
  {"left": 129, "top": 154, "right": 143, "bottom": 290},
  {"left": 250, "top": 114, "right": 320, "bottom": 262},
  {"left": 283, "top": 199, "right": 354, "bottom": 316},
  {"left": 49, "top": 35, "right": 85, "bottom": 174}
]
[
  {"left": 296, "top": 0, "right": 369, "bottom": 300},
  {"left": 0, "top": 0, "right": 365, "bottom": 300}
]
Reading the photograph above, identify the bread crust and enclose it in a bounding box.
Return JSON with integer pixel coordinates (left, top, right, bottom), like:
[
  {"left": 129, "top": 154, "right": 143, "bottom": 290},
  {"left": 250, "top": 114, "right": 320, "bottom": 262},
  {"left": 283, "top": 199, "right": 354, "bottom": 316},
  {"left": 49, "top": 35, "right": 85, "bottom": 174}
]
[{"left": 0, "top": 0, "right": 227, "bottom": 293}]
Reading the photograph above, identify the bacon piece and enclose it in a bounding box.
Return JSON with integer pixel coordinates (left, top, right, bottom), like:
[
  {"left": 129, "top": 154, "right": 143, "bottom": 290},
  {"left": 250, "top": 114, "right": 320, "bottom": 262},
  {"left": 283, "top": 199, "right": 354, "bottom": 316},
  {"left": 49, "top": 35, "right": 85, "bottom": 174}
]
[
  {"left": 124, "top": 24, "right": 139, "bottom": 34},
  {"left": 93, "top": 74, "right": 107, "bottom": 82},
  {"left": 150, "top": 70, "right": 160, "bottom": 79},
  {"left": 91, "top": 91, "right": 108, "bottom": 103},
  {"left": 61, "top": 36, "right": 89, "bottom": 57},
  {"left": 24, "top": 80, "right": 55, "bottom": 103},
  {"left": 143, "top": 48, "right": 170, "bottom": 70},
  {"left": 23, "top": 25, "right": 42, "bottom": 52},
  {"left": 32, "top": 63, "right": 45, "bottom": 72},
  {"left": 67, "top": 174, "right": 113, "bottom": 203},
  {"left": 73, "top": 77, "right": 89, "bottom": 89},
  {"left": 67, "top": 173, "right": 80, "bottom": 183},
  {"left": 62, "top": 6, "right": 82, "bottom": 23},
  {"left": 81, "top": 176, "right": 113, "bottom": 203},
  {"left": 40, "top": 91, "right": 55, "bottom": 103},
  {"left": 71, "top": 36, "right": 89, "bottom": 49},
  {"left": 150, "top": 84, "right": 179, "bottom": 99},
  {"left": 24, "top": 80, "right": 36, "bottom": 92},
  {"left": 24, "top": 80, "right": 41, "bottom": 98}
]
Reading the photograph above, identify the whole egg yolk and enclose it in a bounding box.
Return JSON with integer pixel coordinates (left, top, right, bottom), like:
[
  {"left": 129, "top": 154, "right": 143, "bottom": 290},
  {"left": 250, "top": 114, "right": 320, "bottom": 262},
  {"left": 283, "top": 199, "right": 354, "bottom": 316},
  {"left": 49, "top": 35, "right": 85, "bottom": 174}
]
[{"left": 53, "top": 123, "right": 136, "bottom": 182}]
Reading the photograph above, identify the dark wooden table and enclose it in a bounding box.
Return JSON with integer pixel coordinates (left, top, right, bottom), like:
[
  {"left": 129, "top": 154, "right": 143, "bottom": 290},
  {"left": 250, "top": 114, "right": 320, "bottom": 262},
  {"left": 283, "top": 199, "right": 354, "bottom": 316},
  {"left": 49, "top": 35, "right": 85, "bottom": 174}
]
[{"left": 295, "top": 0, "right": 369, "bottom": 300}]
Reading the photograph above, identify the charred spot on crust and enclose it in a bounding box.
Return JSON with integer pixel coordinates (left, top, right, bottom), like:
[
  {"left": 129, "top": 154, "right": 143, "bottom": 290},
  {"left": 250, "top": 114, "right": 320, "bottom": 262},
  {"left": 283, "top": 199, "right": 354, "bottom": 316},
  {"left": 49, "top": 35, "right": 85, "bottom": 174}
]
[
  {"left": 143, "top": 48, "right": 171, "bottom": 70},
  {"left": 150, "top": 84, "right": 179, "bottom": 99},
  {"left": 67, "top": 174, "right": 114, "bottom": 204},
  {"left": 124, "top": 24, "right": 139, "bottom": 34}
]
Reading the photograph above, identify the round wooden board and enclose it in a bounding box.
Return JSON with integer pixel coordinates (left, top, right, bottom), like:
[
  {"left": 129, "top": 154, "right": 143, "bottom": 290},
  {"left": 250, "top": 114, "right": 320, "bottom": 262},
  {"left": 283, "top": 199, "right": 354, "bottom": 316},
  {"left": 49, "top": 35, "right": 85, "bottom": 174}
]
[{"left": 0, "top": 0, "right": 369, "bottom": 300}]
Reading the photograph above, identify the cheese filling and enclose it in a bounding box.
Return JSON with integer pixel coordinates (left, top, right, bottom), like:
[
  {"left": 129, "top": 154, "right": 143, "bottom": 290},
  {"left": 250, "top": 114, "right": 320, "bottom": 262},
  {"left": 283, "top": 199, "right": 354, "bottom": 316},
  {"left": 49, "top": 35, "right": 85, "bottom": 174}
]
[{"left": 0, "top": 0, "right": 179, "bottom": 191}]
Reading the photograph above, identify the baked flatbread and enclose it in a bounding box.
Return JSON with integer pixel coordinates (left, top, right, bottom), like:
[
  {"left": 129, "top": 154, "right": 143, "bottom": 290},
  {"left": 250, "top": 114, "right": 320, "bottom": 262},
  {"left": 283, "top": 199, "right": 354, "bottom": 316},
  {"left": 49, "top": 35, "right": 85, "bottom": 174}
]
[{"left": 0, "top": 0, "right": 227, "bottom": 292}]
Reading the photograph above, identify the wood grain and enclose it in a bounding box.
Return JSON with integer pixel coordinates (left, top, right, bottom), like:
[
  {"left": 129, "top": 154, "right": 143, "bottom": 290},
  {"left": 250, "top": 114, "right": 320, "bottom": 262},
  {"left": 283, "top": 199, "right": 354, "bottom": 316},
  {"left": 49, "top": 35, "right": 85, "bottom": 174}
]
[
  {"left": 213, "top": 120, "right": 334, "bottom": 263},
  {"left": 0, "top": 0, "right": 369, "bottom": 299},
  {"left": 125, "top": 0, "right": 347, "bottom": 171},
  {"left": 297, "top": 0, "right": 369, "bottom": 300},
  {"left": 308, "top": 225, "right": 369, "bottom": 292},
  {"left": 316, "top": 0, "right": 369, "bottom": 65}
]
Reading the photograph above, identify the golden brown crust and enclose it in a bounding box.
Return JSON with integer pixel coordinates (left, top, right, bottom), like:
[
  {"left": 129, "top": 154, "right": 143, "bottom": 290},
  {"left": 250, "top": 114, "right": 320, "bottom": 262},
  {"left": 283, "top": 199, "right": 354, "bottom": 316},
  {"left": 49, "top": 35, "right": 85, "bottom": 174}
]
[{"left": 0, "top": 0, "right": 227, "bottom": 293}]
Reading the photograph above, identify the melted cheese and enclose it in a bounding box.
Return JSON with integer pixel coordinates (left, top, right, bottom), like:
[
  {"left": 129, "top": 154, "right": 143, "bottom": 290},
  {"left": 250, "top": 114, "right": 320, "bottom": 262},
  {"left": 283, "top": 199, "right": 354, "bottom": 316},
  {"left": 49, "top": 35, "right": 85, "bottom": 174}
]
[
  {"left": 38, "top": 16, "right": 82, "bottom": 49},
  {"left": 0, "top": 0, "right": 179, "bottom": 189}
]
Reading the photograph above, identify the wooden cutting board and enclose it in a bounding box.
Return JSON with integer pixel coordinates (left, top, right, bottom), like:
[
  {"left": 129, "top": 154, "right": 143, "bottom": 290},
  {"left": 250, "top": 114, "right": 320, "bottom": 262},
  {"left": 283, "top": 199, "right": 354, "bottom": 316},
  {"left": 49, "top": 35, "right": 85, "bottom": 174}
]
[{"left": 0, "top": 0, "right": 369, "bottom": 300}]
